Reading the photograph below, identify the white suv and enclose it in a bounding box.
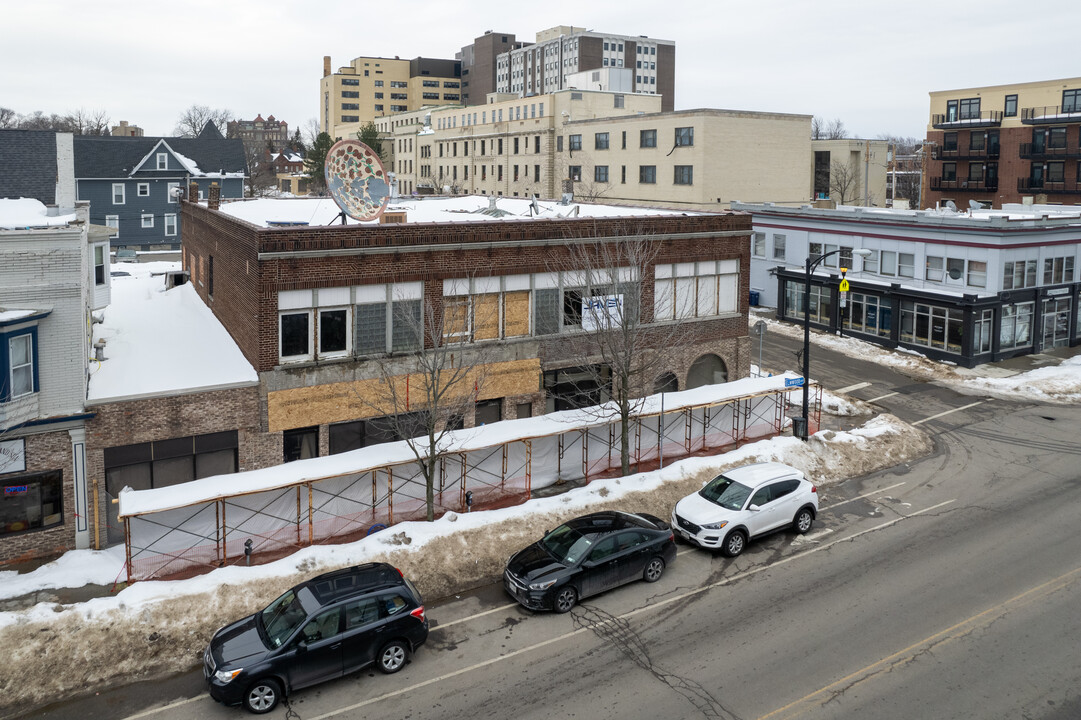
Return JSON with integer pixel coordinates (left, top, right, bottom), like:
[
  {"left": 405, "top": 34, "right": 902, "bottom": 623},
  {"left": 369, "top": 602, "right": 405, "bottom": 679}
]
[{"left": 671, "top": 462, "right": 818, "bottom": 557}]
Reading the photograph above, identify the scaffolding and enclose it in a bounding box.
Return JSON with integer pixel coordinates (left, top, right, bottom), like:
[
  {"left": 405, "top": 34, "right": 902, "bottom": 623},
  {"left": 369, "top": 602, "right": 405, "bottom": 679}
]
[{"left": 120, "top": 379, "right": 819, "bottom": 582}]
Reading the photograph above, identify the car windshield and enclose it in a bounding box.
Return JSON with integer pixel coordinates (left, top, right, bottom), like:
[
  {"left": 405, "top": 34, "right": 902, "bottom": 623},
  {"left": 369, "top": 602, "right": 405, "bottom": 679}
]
[
  {"left": 540, "top": 523, "right": 595, "bottom": 564},
  {"left": 259, "top": 589, "right": 309, "bottom": 648},
  {"left": 699, "top": 476, "right": 752, "bottom": 510}
]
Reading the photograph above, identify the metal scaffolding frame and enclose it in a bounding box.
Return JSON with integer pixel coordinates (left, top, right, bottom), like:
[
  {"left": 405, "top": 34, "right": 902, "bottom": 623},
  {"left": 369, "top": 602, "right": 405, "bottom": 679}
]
[{"left": 121, "top": 384, "right": 817, "bottom": 582}]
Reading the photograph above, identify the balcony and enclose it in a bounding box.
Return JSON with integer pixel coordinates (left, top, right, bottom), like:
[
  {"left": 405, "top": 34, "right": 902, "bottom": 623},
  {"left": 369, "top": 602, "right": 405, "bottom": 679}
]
[
  {"left": 932, "top": 145, "right": 1000, "bottom": 160},
  {"left": 932, "top": 111, "right": 1003, "bottom": 129},
  {"left": 1017, "top": 177, "right": 1081, "bottom": 194},
  {"left": 1020, "top": 106, "right": 1081, "bottom": 125},
  {"left": 1018, "top": 143, "right": 1081, "bottom": 160},
  {"left": 930, "top": 177, "right": 999, "bottom": 192}
]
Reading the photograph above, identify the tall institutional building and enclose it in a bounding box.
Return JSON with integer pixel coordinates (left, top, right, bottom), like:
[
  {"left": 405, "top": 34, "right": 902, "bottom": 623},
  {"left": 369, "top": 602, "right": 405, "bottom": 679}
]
[{"left": 321, "top": 25, "right": 676, "bottom": 139}]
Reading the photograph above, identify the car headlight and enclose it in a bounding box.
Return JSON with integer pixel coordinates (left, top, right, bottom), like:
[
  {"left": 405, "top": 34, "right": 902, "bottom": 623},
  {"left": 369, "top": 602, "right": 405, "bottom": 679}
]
[
  {"left": 529, "top": 579, "right": 557, "bottom": 591},
  {"left": 701, "top": 520, "right": 728, "bottom": 530},
  {"left": 214, "top": 668, "right": 243, "bottom": 684}
]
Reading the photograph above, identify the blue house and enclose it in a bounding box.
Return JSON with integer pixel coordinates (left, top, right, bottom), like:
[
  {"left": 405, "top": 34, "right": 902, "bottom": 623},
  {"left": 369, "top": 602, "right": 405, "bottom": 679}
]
[{"left": 74, "top": 123, "right": 246, "bottom": 250}]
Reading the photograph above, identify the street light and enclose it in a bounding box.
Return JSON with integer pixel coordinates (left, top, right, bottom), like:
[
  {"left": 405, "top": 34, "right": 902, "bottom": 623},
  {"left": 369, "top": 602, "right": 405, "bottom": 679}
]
[{"left": 797, "top": 247, "right": 873, "bottom": 440}]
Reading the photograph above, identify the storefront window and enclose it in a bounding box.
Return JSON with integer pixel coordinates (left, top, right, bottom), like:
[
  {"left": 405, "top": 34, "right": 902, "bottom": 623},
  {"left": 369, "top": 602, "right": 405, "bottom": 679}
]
[
  {"left": 844, "top": 293, "right": 892, "bottom": 337},
  {"left": 785, "top": 280, "right": 832, "bottom": 325},
  {"left": 999, "top": 302, "right": 1034, "bottom": 350},
  {"left": 900, "top": 301, "right": 963, "bottom": 353},
  {"left": 1, "top": 470, "right": 63, "bottom": 537},
  {"left": 975, "top": 308, "right": 993, "bottom": 354}
]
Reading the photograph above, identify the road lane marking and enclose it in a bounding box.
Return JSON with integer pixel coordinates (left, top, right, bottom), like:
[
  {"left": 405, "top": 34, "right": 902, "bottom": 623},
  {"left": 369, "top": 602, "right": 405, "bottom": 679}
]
[
  {"left": 757, "top": 564, "right": 1081, "bottom": 720},
  {"left": 121, "top": 696, "right": 201, "bottom": 719},
  {"left": 821, "top": 482, "right": 906, "bottom": 511},
  {"left": 836, "top": 381, "right": 871, "bottom": 394},
  {"left": 913, "top": 400, "right": 985, "bottom": 426},
  {"left": 434, "top": 602, "right": 519, "bottom": 630},
  {"left": 866, "top": 391, "right": 899, "bottom": 403},
  {"left": 296, "top": 500, "right": 957, "bottom": 720}
]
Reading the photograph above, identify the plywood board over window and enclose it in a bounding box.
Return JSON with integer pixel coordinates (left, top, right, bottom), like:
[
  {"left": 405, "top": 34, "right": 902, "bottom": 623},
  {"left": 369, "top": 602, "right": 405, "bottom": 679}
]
[
  {"left": 474, "top": 294, "right": 501, "bottom": 340},
  {"left": 504, "top": 291, "right": 530, "bottom": 337},
  {"left": 443, "top": 297, "right": 471, "bottom": 342}
]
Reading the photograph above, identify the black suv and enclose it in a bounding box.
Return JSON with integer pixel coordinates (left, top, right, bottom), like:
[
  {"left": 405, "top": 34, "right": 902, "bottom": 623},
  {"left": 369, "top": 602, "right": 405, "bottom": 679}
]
[{"left": 204, "top": 563, "right": 429, "bottom": 713}]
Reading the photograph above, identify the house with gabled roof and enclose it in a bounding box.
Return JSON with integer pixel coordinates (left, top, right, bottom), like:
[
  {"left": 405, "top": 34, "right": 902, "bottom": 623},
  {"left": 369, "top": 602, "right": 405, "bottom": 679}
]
[{"left": 73, "top": 122, "right": 246, "bottom": 251}]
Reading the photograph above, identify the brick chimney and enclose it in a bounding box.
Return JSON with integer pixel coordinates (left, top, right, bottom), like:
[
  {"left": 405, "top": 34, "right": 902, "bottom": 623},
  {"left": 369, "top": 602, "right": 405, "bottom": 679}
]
[
  {"left": 324, "top": 56, "right": 331, "bottom": 77},
  {"left": 189, "top": 181, "right": 199, "bottom": 202},
  {"left": 208, "top": 182, "right": 221, "bottom": 211}
]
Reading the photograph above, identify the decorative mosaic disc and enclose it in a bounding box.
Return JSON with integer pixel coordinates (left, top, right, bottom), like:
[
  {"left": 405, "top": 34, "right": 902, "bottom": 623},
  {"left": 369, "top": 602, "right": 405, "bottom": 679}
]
[{"left": 324, "top": 139, "right": 390, "bottom": 221}]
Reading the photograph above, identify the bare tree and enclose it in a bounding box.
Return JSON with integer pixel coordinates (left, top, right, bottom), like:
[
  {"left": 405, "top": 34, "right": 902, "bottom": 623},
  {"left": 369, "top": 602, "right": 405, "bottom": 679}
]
[
  {"left": 173, "top": 105, "right": 232, "bottom": 138},
  {"left": 830, "top": 159, "right": 861, "bottom": 205},
  {"left": 244, "top": 143, "right": 277, "bottom": 198},
  {"left": 545, "top": 229, "right": 696, "bottom": 475},
  {"left": 351, "top": 284, "right": 500, "bottom": 521},
  {"left": 812, "top": 116, "right": 848, "bottom": 140},
  {"left": 303, "top": 118, "right": 323, "bottom": 148},
  {"left": 0, "top": 108, "right": 17, "bottom": 129},
  {"left": 67, "top": 108, "right": 111, "bottom": 136}
]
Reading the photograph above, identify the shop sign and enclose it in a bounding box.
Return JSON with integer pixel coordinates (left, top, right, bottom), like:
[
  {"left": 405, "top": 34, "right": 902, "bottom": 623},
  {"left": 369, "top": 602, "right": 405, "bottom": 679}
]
[{"left": 0, "top": 439, "right": 26, "bottom": 474}]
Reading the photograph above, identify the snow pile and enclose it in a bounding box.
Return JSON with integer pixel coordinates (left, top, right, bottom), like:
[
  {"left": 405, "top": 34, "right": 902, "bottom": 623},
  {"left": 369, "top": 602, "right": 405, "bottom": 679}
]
[
  {"left": 941, "top": 355, "right": 1081, "bottom": 403},
  {"left": 0, "top": 415, "right": 928, "bottom": 715},
  {"left": 0, "top": 198, "right": 77, "bottom": 229},
  {"left": 88, "top": 262, "right": 258, "bottom": 401}
]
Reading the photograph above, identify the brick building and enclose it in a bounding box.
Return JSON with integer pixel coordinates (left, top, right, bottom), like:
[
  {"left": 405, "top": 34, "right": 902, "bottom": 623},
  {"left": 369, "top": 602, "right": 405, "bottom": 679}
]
[
  {"left": 924, "top": 77, "right": 1081, "bottom": 209},
  {"left": 181, "top": 195, "right": 752, "bottom": 466}
]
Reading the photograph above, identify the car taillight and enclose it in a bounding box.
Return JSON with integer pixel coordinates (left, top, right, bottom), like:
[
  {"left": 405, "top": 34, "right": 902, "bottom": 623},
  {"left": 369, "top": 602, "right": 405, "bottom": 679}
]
[
  {"left": 811, "top": 485, "right": 818, "bottom": 493},
  {"left": 668, "top": 532, "right": 675, "bottom": 542},
  {"left": 394, "top": 567, "right": 404, "bottom": 577},
  {"left": 410, "top": 605, "right": 426, "bottom": 622}
]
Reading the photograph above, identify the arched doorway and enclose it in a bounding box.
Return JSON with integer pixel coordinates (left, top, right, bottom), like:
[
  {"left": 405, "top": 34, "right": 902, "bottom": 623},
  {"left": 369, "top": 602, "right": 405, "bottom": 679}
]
[
  {"left": 653, "top": 372, "right": 679, "bottom": 394},
  {"left": 686, "top": 354, "right": 728, "bottom": 388}
]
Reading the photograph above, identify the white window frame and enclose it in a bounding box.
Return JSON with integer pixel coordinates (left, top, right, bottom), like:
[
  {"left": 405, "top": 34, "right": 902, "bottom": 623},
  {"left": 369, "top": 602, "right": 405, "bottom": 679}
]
[
  {"left": 141, "top": 214, "right": 154, "bottom": 229},
  {"left": 9, "top": 333, "right": 34, "bottom": 399},
  {"left": 137, "top": 182, "right": 149, "bottom": 197},
  {"left": 279, "top": 310, "right": 314, "bottom": 363},
  {"left": 112, "top": 183, "right": 125, "bottom": 205},
  {"left": 156, "top": 153, "right": 168, "bottom": 170},
  {"left": 105, "top": 215, "right": 119, "bottom": 239},
  {"left": 772, "top": 234, "right": 786, "bottom": 262},
  {"left": 93, "top": 244, "right": 107, "bottom": 286},
  {"left": 317, "top": 307, "right": 352, "bottom": 359},
  {"left": 752, "top": 232, "right": 766, "bottom": 258},
  {"left": 164, "top": 214, "right": 177, "bottom": 236}
]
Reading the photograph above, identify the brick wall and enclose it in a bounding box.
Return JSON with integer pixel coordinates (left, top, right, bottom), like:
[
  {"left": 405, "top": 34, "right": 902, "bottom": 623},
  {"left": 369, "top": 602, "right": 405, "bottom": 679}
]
[{"left": 0, "top": 429, "right": 77, "bottom": 565}]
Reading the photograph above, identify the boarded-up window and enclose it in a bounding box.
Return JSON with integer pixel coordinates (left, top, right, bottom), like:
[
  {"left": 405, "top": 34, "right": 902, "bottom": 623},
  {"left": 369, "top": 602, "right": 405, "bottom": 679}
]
[
  {"left": 474, "top": 294, "right": 501, "bottom": 341},
  {"left": 443, "top": 297, "right": 471, "bottom": 342},
  {"left": 504, "top": 291, "right": 530, "bottom": 337}
]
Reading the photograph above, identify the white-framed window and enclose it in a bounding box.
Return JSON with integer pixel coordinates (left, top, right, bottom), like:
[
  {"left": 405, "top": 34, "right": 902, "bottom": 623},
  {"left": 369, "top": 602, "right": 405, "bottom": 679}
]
[
  {"left": 141, "top": 214, "right": 154, "bottom": 228},
  {"left": 93, "top": 244, "right": 106, "bottom": 285},
  {"left": 925, "top": 255, "right": 943, "bottom": 282},
  {"left": 898, "top": 253, "right": 916, "bottom": 278},
  {"left": 164, "top": 214, "right": 177, "bottom": 236},
  {"left": 167, "top": 182, "right": 180, "bottom": 203},
  {"left": 318, "top": 307, "right": 351, "bottom": 358},
  {"left": 279, "top": 310, "right": 313, "bottom": 362},
  {"left": 137, "top": 182, "right": 149, "bottom": 197},
  {"left": 9, "top": 333, "right": 34, "bottom": 399},
  {"left": 752, "top": 232, "right": 766, "bottom": 258},
  {"left": 967, "top": 260, "right": 987, "bottom": 288},
  {"left": 772, "top": 234, "right": 786, "bottom": 261},
  {"left": 156, "top": 153, "right": 168, "bottom": 170},
  {"left": 654, "top": 260, "right": 739, "bottom": 321},
  {"left": 880, "top": 250, "right": 897, "bottom": 276},
  {"left": 105, "top": 215, "right": 119, "bottom": 239},
  {"left": 863, "top": 250, "right": 879, "bottom": 274},
  {"left": 112, "top": 183, "right": 125, "bottom": 204}
]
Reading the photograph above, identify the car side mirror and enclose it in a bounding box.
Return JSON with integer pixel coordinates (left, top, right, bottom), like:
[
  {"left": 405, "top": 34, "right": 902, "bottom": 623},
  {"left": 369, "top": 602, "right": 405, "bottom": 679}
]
[
  {"left": 296, "top": 641, "right": 308, "bottom": 653},
  {"left": 748, "top": 504, "right": 761, "bottom": 512},
  {"left": 582, "top": 560, "right": 597, "bottom": 569}
]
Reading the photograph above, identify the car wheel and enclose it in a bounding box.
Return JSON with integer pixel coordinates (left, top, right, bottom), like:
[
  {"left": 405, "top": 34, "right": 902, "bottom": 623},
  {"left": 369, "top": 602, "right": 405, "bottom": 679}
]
[
  {"left": 721, "top": 529, "right": 747, "bottom": 558},
  {"left": 643, "top": 557, "right": 665, "bottom": 583},
  {"left": 243, "top": 678, "right": 281, "bottom": 714},
  {"left": 794, "top": 508, "right": 814, "bottom": 534},
  {"left": 553, "top": 586, "right": 578, "bottom": 613},
  {"left": 377, "top": 640, "right": 409, "bottom": 674}
]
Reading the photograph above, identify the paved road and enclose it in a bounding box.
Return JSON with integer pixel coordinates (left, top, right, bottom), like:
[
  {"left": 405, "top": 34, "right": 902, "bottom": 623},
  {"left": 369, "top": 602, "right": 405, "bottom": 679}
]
[{"left": 21, "top": 336, "right": 1081, "bottom": 720}]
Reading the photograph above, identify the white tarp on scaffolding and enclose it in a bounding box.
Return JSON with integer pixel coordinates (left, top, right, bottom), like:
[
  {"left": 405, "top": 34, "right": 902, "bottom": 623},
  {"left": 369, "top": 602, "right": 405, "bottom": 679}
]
[{"left": 118, "top": 372, "right": 803, "bottom": 518}]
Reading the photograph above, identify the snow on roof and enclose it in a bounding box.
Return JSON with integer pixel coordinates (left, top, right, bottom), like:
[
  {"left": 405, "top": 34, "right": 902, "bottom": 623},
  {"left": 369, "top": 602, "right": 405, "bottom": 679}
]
[
  {"left": 169, "top": 146, "right": 244, "bottom": 179},
  {"left": 219, "top": 195, "right": 697, "bottom": 228},
  {"left": 0, "top": 308, "right": 46, "bottom": 323},
  {"left": 88, "top": 262, "right": 257, "bottom": 402},
  {"left": 117, "top": 372, "right": 803, "bottom": 518},
  {"left": 0, "top": 198, "right": 77, "bottom": 229}
]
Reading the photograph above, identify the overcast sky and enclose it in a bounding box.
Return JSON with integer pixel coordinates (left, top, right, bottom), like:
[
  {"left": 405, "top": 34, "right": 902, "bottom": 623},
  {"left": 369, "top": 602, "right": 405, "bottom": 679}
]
[{"left": 3, "top": 0, "right": 1077, "bottom": 140}]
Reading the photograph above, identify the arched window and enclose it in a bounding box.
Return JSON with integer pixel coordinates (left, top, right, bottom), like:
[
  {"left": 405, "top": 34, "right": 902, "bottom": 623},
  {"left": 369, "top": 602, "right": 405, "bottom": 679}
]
[
  {"left": 686, "top": 354, "right": 728, "bottom": 388},
  {"left": 653, "top": 372, "right": 678, "bottom": 394}
]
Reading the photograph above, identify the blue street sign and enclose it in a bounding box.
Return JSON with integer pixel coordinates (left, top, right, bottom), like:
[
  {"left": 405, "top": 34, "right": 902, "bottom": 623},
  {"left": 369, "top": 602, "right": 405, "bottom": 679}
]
[{"left": 785, "top": 377, "right": 805, "bottom": 388}]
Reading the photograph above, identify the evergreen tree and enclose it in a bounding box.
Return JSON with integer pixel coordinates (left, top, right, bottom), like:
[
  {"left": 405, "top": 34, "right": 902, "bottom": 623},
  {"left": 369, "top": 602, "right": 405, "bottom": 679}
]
[
  {"left": 304, "top": 132, "right": 335, "bottom": 195},
  {"left": 356, "top": 121, "right": 384, "bottom": 160}
]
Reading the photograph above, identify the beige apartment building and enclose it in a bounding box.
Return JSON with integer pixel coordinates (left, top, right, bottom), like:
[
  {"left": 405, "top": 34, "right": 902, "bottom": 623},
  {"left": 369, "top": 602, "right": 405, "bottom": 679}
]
[
  {"left": 320, "top": 55, "right": 462, "bottom": 139},
  {"left": 811, "top": 138, "right": 890, "bottom": 207},
  {"left": 375, "top": 89, "right": 815, "bottom": 210},
  {"left": 924, "top": 77, "right": 1081, "bottom": 208}
]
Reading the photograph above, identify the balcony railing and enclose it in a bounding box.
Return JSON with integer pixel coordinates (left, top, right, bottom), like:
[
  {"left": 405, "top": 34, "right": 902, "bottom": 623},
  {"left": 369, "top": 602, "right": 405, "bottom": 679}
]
[
  {"left": 1017, "top": 177, "right": 1081, "bottom": 194},
  {"left": 1020, "top": 106, "right": 1081, "bottom": 125},
  {"left": 1018, "top": 143, "right": 1081, "bottom": 159},
  {"left": 932, "top": 145, "right": 1000, "bottom": 160},
  {"left": 930, "top": 177, "right": 999, "bottom": 192},
  {"left": 931, "top": 111, "right": 1003, "bottom": 129}
]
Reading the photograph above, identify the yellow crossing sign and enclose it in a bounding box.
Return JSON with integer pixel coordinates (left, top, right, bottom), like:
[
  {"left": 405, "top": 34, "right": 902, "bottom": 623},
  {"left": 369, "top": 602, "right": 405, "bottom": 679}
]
[{"left": 839, "top": 279, "right": 850, "bottom": 292}]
